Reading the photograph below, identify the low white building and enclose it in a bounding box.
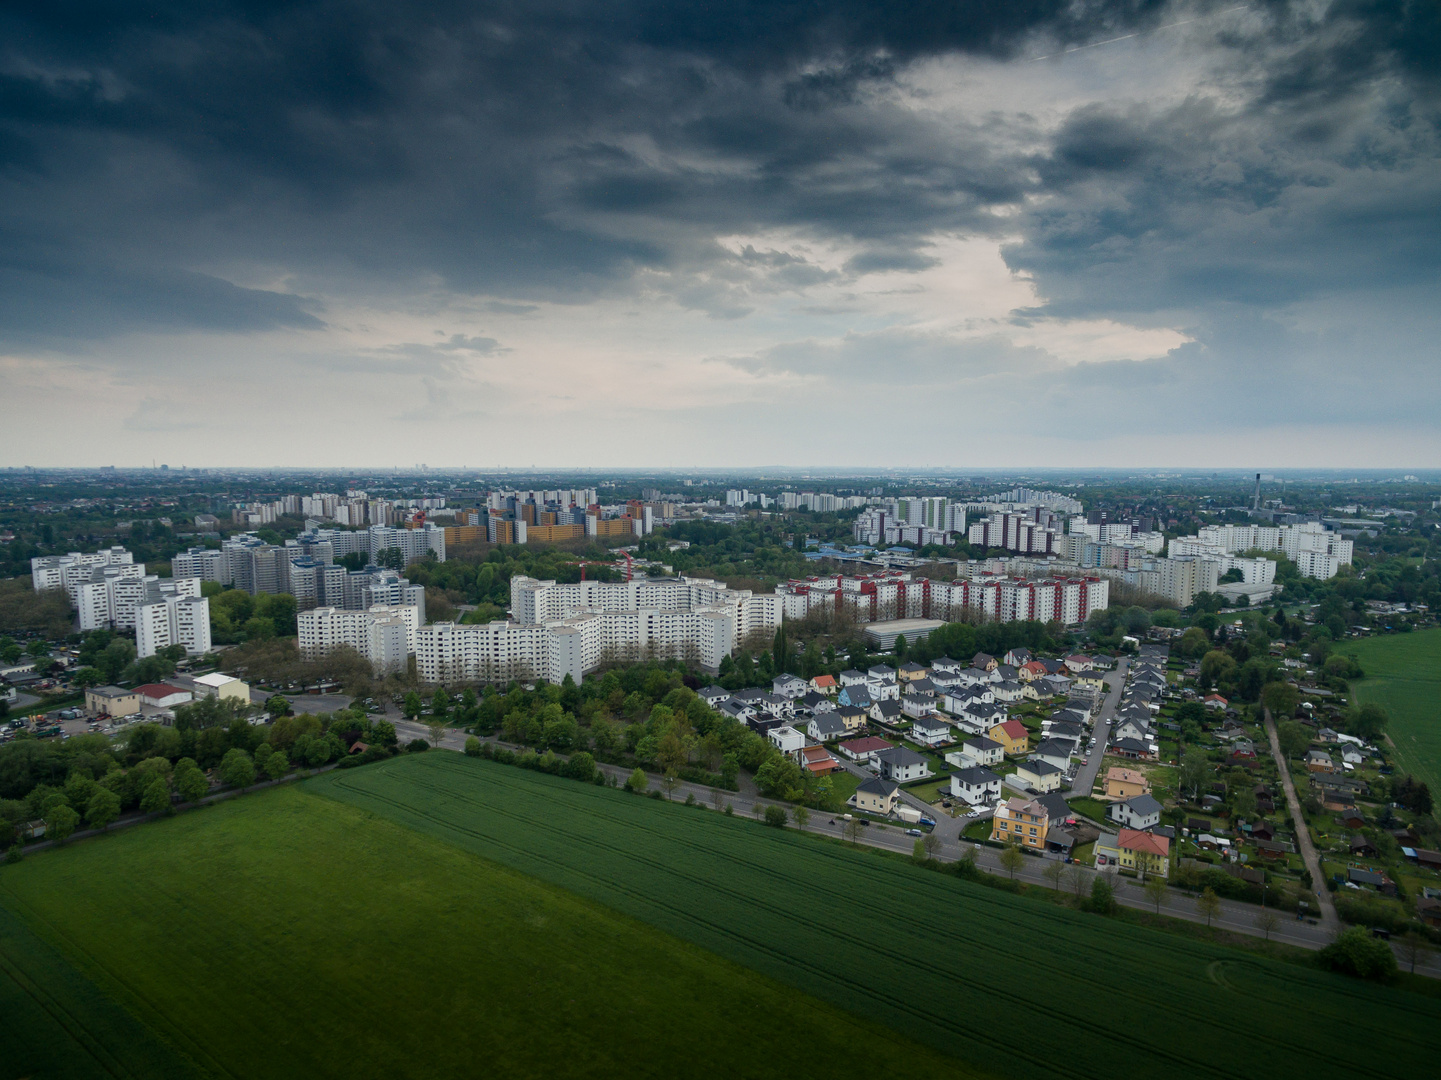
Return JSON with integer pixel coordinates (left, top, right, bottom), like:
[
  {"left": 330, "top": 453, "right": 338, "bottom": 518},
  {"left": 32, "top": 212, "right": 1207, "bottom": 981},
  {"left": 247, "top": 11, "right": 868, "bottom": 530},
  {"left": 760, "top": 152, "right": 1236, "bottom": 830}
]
[{"left": 768, "top": 725, "right": 806, "bottom": 759}]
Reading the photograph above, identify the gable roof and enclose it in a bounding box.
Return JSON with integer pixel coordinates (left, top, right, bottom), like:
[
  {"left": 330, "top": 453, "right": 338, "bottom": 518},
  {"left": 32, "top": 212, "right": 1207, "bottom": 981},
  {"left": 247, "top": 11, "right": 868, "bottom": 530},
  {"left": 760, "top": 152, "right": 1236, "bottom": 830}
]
[
  {"left": 809, "top": 713, "right": 847, "bottom": 736},
  {"left": 1119, "top": 828, "right": 1170, "bottom": 857},
  {"left": 840, "top": 736, "right": 893, "bottom": 755},
  {"left": 1018, "top": 758, "right": 1062, "bottom": 776},
  {"left": 1120, "top": 794, "right": 1163, "bottom": 817},
  {"left": 953, "top": 766, "right": 1001, "bottom": 786},
  {"left": 811, "top": 674, "right": 837, "bottom": 689},
  {"left": 1106, "top": 766, "right": 1147, "bottom": 786},
  {"left": 875, "top": 745, "right": 928, "bottom": 768},
  {"left": 964, "top": 736, "right": 1002, "bottom": 752},
  {"left": 994, "top": 719, "right": 1028, "bottom": 741}
]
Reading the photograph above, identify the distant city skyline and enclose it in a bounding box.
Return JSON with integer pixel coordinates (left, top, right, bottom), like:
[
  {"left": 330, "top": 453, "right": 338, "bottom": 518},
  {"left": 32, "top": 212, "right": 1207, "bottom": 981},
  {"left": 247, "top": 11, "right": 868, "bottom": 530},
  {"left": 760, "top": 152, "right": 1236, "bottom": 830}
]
[{"left": 2, "top": 3, "right": 1437, "bottom": 467}]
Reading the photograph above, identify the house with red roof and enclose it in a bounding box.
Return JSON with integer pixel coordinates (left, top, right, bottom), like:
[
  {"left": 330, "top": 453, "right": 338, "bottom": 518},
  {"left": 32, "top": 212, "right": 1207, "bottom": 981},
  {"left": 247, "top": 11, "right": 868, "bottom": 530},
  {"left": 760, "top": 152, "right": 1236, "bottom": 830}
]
[
  {"left": 988, "top": 719, "right": 1030, "bottom": 757},
  {"left": 1096, "top": 828, "right": 1171, "bottom": 878},
  {"left": 809, "top": 674, "right": 838, "bottom": 695},
  {"left": 837, "top": 736, "right": 894, "bottom": 764},
  {"left": 799, "top": 745, "right": 840, "bottom": 775}
]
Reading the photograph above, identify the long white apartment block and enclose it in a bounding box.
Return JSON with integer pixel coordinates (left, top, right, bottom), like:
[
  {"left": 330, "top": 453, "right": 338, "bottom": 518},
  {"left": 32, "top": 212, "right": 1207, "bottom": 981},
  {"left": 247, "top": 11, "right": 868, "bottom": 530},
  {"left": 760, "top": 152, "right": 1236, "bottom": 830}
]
[
  {"left": 298, "top": 604, "right": 421, "bottom": 675},
  {"left": 1169, "top": 522, "right": 1353, "bottom": 579},
  {"left": 136, "top": 594, "right": 211, "bottom": 658},
  {"left": 777, "top": 570, "right": 1108, "bottom": 626},
  {"left": 31, "top": 547, "right": 135, "bottom": 591}
]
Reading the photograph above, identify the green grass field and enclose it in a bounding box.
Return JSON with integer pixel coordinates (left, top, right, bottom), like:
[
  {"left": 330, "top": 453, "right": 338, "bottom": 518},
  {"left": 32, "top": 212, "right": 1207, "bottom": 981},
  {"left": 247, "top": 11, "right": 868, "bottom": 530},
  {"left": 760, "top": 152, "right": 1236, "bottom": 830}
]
[
  {"left": 0, "top": 784, "right": 981, "bottom": 1080},
  {"left": 313, "top": 754, "right": 1441, "bottom": 1080},
  {"left": 1348, "top": 628, "right": 1441, "bottom": 797}
]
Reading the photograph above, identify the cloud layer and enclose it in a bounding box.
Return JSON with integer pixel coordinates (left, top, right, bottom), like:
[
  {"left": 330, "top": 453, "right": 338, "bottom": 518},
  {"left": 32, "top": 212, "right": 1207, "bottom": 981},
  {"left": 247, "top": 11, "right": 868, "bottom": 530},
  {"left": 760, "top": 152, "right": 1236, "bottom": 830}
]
[{"left": 1, "top": 1, "right": 1437, "bottom": 466}]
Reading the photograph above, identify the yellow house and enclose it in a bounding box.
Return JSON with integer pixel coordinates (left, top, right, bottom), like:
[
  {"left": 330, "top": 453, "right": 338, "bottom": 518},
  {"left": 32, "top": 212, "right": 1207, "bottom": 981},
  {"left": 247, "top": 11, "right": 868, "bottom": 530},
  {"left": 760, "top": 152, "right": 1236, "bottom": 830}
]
[
  {"left": 1075, "top": 675, "right": 1105, "bottom": 692},
  {"left": 1096, "top": 829, "right": 1170, "bottom": 878},
  {"left": 854, "top": 776, "right": 900, "bottom": 815},
  {"left": 1104, "top": 766, "right": 1150, "bottom": 800},
  {"left": 991, "top": 797, "right": 1049, "bottom": 849},
  {"left": 989, "top": 720, "right": 1030, "bottom": 757}
]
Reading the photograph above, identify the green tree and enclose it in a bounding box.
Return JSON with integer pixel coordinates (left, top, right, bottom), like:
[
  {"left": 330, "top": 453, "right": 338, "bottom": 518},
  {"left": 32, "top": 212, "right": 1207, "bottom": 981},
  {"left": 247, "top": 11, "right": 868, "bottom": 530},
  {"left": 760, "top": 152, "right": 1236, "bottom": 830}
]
[
  {"left": 71, "top": 666, "right": 104, "bottom": 689},
  {"left": 1261, "top": 681, "right": 1299, "bottom": 720},
  {"left": 85, "top": 788, "right": 121, "bottom": 830},
  {"left": 45, "top": 804, "right": 80, "bottom": 844},
  {"left": 1043, "top": 860, "right": 1066, "bottom": 891},
  {"left": 426, "top": 720, "right": 447, "bottom": 747},
  {"left": 1178, "top": 748, "right": 1211, "bottom": 804},
  {"left": 1277, "top": 720, "right": 1310, "bottom": 759},
  {"left": 139, "top": 777, "right": 171, "bottom": 816},
  {"left": 175, "top": 764, "right": 209, "bottom": 803},
  {"left": 793, "top": 805, "right": 810, "bottom": 832},
  {"left": 999, "top": 841, "right": 1025, "bottom": 879},
  {"left": 403, "top": 691, "right": 423, "bottom": 720},
  {"left": 1197, "top": 887, "right": 1222, "bottom": 928},
  {"left": 263, "top": 749, "right": 289, "bottom": 781},
  {"left": 267, "top": 694, "right": 292, "bottom": 717},
  {"left": 219, "top": 748, "right": 255, "bottom": 790},
  {"left": 1090, "top": 874, "right": 1116, "bottom": 914},
  {"left": 913, "top": 837, "right": 926, "bottom": 862},
  {"left": 564, "top": 751, "right": 597, "bottom": 783},
  {"left": 431, "top": 688, "right": 450, "bottom": 716},
  {"left": 1319, "top": 926, "right": 1398, "bottom": 981},
  {"left": 625, "top": 767, "right": 648, "bottom": 794},
  {"left": 464, "top": 736, "right": 482, "bottom": 757},
  {"left": 1256, "top": 909, "right": 1280, "bottom": 941},
  {"left": 1347, "top": 703, "right": 1389, "bottom": 742},
  {"left": 764, "top": 805, "right": 788, "bottom": 828},
  {"left": 844, "top": 818, "right": 862, "bottom": 845},
  {"left": 1144, "top": 875, "right": 1169, "bottom": 913}
]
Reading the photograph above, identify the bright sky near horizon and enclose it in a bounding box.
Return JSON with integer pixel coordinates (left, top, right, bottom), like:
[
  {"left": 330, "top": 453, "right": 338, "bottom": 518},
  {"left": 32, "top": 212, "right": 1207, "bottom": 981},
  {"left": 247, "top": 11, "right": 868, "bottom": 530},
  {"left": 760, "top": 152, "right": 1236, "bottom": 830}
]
[{"left": 2, "top": 2, "right": 1438, "bottom": 468}]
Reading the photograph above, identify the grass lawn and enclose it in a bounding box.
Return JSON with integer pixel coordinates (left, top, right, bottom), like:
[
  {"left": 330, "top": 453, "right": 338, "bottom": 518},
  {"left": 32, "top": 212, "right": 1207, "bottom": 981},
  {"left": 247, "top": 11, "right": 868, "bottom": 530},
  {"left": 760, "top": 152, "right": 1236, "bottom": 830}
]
[
  {"left": 1347, "top": 628, "right": 1441, "bottom": 802},
  {"left": 0, "top": 784, "right": 977, "bottom": 1080},
  {"left": 1067, "top": 796, "right": 1111, "bottom": 824},
  {"left": 905, "top": 778, "right": 951, "bottom": 804},
  {"left": 825, "top": 769, "right": 861, "bottom": 807}
]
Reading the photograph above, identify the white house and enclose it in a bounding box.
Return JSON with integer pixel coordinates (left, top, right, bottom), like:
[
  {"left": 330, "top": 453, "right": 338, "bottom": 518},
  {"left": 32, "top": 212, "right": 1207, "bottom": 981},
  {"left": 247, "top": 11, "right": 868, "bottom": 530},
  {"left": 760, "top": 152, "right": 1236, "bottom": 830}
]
[
  {"left": 949, "top": 766, "right": 1002, "bottom": 806},
  {"left": 768, "top": 725, "right": 806, "bottom": 759},
  {"left": 772, "top": 674, "right": 808, "bottom": 700},
  {"left": 1032, "top": 738, "right": 1075, "bottom": 772},
  {"left": 901, "top": 691, "right": 934, "bottom": 719},
  {"left": 910, "top": 714, "right": 953, "bottom": 748},
  {"left": 699, "top": 685, "right": 730, "bottom": 708},
  {"left": 874, "top": 746, "right": 931, "bottom": 783},
  {"left": 950, "top": 736, "right": 1004, "bottom": 769},
  {"left": 806, "top": 713, "right": 848, "bottom": 743},
  {"left": 1107, "top": 794, "right": 1163, "bottom": 831},
  {"left": 839, "top": 669, "right": 869, "bottom": 687},
  {"left": 992, "top": 680, "right": 1025, "bottom": 703}
]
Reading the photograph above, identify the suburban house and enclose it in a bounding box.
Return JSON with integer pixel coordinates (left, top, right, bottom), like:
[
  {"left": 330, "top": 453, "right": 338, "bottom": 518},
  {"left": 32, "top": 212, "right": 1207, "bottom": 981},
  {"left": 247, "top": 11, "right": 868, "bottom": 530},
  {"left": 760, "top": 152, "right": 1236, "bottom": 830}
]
[
  {"left": 897, "top": 661, "right": 928, "bottom": 683},
  {"left": 1013, "top": 758, "right": 1063, "bottom": 794},
  {"left": 853, "top": 776, "right": 901, "bottom": 815},
  {"left": 806, "top": 713, "right": 849, "bottom": 743},
  {"left": 1032, "top": 738, "right": 1074, "bottom": 772},
  {"left": 799, "top": 745, "right": 841, "bottom": 775},
  {"left": 838, "top": 736, "right": 894, "bottom": 764},
  {"left": 867, "top": 664, "right": 897, "bottom": 685},
  {"left": 838, "top": 684, "right": 874, "bottom": 709},
  {"left": 797, "top": 691, "right": 834, "bottom": 715},
  {"left": 699, "top": 685, "right": 730, "bottom": 708},
  {"left": 870, "top": 699, "right": 904, "bottom": 726},
  {"left": 1040, "top": 673, "right": 1072, "bottom": 696},
  {"left": 1204, "top": 693, "right": 1229, "bottom": 710},
  {"left": 1105, "top": 767, "right": 1150, "bottom": 799},
  {"left": 909, "top": 714, "right": 953, "bottom": 747},
  {"left": 1112, "top": 717, "right": 1152, "bottom": 744},
  {"left": 949, "top": 766, "right": 1002, "bottom": 806},
  {"left": 836, "top": 706, "right": 869, "bottom": 733},
  {"left": 839, "top": 669, "right": 869, "bottom": 687},
  {"left": 767, "top": 725, "right": 806, "bottom": 758},
  {"left": 907, "top": 677, "right": 937, "bottom": 698},
  {"left": 1095, "top": 829, "right": 1171, "bottom": 877},
  {"left": 85, "top": 685, "right": 141, "bottom": 718},
  {"left": 1075, "top": 674, "right": 1106, "bottom": 692},
  {"left": 1065, "top": 654, "right": 1093, "bottom": 673},
  {"left": 1110, "top": 737, "right": 1157, "bottom": 761},
  {"left": 990, "top": 719, "right": 1030, "bottom": 757},
  {"left": 931, "top": 656, "right": 963, "bottom": 674},
  {"left": 810, "top": 674, "right": 838, "bottom": 695},
  {"left": 991, "top": 680, "right": 1025, "bottom": 703},
  {"left": 901, "top": 691, "right": 935, "bottom": 720},
  {"left": 1003, "top": 647, "right": 1032, "bottom": 667},
  {"left": 772, "top": 674, "right": 808, "bottom": 699},
  {"left": 1018, "top": 661, "right": 1047, "bottom": 682},
  {"left": 1306, "top": 750, "right": 1336, "bottom": 773},
  {"left": 972, "top": 652, "right": 998, "bottom": 671},
  {"left": 874, "top": 746, "right": 931, "bottom": 783},
  {"left": 950, "top": 736, "right": 1004, "bottom": 769},
  {"left": 991, "top": 796, "right": 1049, "bottom": 848},
  {"left": 1107, "top": 794, "right": 1163, "bottom": 831}
]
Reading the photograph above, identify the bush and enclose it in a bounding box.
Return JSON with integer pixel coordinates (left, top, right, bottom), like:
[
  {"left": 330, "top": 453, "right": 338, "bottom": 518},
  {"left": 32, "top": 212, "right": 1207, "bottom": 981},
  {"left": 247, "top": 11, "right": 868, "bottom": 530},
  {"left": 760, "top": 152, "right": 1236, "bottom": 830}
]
[
  {"left": 764, "top": 805, "right": 789, "bottom": 828},
  {"left": 464, "top": 736, "right": 482, "bottom": 757},
  {"left": 407, "top": 738, "right": 430, "bottom": 753},
  {"left": 648, "top": 789, "right": 663, "bottom": 800},
  {"left": 564, "top": 751, "right": 597, "bottom": 783},
  {"left": 1089, "top": 875, "right": 1116, "bottom": 915},
  {"left": 1319, "top": 927, "right": 1397, "bottom": 981}
]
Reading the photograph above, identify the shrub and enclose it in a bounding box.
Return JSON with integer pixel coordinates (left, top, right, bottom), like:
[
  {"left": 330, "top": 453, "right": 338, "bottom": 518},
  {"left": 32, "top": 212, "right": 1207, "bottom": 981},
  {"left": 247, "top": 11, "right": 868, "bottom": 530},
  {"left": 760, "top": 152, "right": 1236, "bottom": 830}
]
[
  {"left": 407, "top": 738, "right": 430, "bottom": 753},
  {"left": 564, "top": 751, "right": 597, "bottom": 783},
  {"left": 764, "top": 805, "right": 788, "bottom": 828},
  {"left": 1319, "top": 927, "right": 1397, "bottom": 981},
  {"left": 464, "top": 736, "right": 482, "bottom": 757},
  {"left": 649, "top": 789, "right": 664, "bottom": 800},
  {"left": 1089, "top": 875, "right": 1116, "bottom": 915}
]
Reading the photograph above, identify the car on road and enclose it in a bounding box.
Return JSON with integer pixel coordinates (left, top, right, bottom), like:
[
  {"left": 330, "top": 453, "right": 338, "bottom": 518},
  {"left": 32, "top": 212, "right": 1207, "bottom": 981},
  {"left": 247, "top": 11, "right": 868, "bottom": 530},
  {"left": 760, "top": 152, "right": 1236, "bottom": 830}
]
[{"left": 904, "top": 828, "right": 923, "bottom": 837}]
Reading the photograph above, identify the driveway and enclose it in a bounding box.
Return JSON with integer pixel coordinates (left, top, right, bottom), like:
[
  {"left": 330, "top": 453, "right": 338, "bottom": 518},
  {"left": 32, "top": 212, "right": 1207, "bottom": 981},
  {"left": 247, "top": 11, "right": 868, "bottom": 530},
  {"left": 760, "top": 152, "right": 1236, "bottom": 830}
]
[{"left": 1263, "top": 707, "right": 1339, "bottom": 928}]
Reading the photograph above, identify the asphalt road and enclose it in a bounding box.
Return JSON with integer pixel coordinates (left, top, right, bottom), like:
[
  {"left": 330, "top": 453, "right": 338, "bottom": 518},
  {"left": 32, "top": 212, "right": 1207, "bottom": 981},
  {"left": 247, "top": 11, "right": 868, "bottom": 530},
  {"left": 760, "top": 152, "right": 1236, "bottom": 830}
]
[
  {"left": 1263, "top": 706, "right": 1340, "bottom": 928},
  {"left": 1067, "top": 656, "right": 1127, "bottom": 798}
]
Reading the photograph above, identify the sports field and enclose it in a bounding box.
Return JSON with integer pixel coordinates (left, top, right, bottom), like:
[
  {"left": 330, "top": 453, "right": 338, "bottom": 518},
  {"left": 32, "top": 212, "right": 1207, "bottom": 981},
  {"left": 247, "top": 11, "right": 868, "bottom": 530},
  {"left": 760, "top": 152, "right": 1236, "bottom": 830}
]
[
  {"left": 313, "top": 754, "right": 1441, "bottom": 1080},
  {"left": 1348, "top": 628, "right": 1441, "bottom": 798},
  {"left": 0, "top": 783, "right": 979, "bottom": 1080}
]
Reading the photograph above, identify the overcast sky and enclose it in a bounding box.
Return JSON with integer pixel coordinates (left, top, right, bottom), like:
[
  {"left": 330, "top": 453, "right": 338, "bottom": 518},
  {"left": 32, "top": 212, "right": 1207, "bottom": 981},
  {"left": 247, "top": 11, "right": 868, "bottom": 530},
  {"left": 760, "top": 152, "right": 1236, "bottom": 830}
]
[{"left": 2, "top": 1, "right": 1437, "bottom": 469}]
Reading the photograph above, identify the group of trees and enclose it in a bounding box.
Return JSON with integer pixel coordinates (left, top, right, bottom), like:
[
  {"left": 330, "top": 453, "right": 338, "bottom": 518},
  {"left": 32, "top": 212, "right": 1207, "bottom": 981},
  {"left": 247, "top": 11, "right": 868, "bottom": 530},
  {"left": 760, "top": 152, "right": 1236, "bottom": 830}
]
[{"left": 204, "top": 587, "right": 298, "bottom": 645}]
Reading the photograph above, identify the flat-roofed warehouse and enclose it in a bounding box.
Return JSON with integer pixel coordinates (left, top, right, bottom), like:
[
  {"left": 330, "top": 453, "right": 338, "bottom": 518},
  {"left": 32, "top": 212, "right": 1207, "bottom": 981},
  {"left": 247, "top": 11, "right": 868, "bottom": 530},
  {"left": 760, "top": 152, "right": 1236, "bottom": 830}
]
[{"left": 863, "top": 618, "right": 946, "bottom": 651}]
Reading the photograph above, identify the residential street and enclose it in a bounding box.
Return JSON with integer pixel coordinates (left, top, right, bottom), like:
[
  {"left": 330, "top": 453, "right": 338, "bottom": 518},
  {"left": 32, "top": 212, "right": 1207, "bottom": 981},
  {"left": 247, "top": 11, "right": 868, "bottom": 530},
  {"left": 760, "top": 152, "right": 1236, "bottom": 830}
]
[
  {"left": 391, "top": 720, "right": 1439, "bottom": 976},
  {"left": 1067, "top": 656, "right": 1127, "bottom": 799},
  {"left": 1263, "top": 706, "right": 1339, "bottom": 928}
]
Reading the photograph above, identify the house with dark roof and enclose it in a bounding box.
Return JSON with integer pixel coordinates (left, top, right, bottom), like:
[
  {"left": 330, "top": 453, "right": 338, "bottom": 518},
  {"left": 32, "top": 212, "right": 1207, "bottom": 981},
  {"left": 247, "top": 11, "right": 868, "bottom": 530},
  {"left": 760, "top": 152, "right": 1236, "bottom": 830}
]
[
  {"left": 870, "top": 698, "right": 903, "bottom": 726},
  {"left": 949, "top": 766, "right": 1001, "bottom": 806},
  {"left": 947, "top": 736, "right": 1004, "bottom": 769},
  {"left": 1014, "top": 758, "right": 1063, "bottom": 794},
  {"left": 806, "top": 712, "right": 849, "bottom": 743},
  {"left": 874, "top": 746, "right": 932, "bottom": 783},
  {"left": 910, "top": 714, "right": 954, "bottom": 748},
  {"left": 853, "top": 775, "right": 900, "bottom": 815},
  {"left": 1107, "top": 794, "right": 1163, "bottom": 831},
  {"left": 698, "top": 685, "right": 730, "bottom": 707}
]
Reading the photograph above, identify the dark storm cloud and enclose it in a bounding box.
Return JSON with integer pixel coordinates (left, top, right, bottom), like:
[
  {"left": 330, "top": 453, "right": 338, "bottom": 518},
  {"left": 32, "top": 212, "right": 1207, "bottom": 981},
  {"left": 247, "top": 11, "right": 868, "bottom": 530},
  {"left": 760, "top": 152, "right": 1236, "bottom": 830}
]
[
  {"left": 0, "top": 0, "right": 1175, "bottom": 340},
  {"left": 0, "top": 0, "right": 1435, "bottom": 358}
]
